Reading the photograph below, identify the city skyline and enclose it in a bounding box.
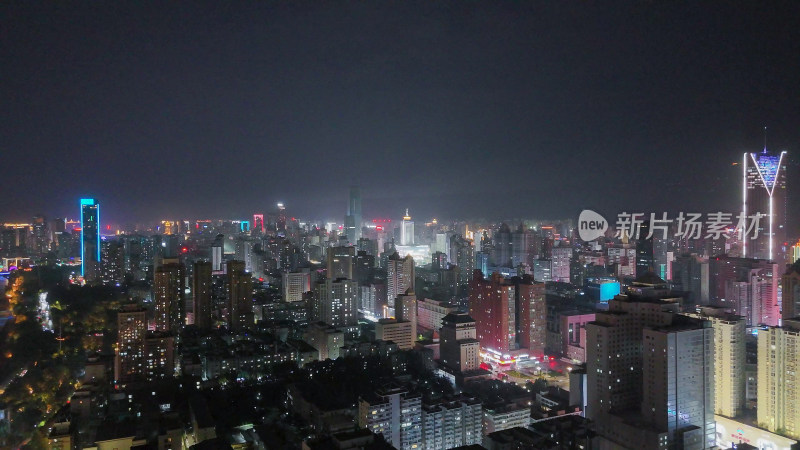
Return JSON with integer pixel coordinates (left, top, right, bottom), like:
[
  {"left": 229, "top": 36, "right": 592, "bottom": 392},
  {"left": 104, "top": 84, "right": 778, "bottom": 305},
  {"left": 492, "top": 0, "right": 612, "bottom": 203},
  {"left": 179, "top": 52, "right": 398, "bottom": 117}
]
[{"left": 3, "top": 2, "right": 800, "bottom": 225}]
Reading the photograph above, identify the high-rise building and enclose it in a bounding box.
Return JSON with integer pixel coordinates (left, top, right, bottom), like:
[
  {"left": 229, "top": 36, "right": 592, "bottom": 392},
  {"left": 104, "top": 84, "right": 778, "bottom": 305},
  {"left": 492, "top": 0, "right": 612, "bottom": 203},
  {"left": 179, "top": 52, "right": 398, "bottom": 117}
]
[
  {"left": 312, "top": 278, "right": 358, "bottom": 328},
  {"left": 551, "top": 247, "right": 572, "bottom": 282},
  {"left": 358, "top": 385, "right": 422, "bottom": 449},
  {"left": 469, "top": 271, "right": 515, "bottom": 354},
  {"left": 211, "top": 234, "right": 224, "bottom": 273},
  {"left": 387, "top": 252, "right": 414, "bottom": 313},
  {"left": 781, "top": 261, "right": 800, "bottom": 321},
  {"left": 688, "top": 307, "right": 746, "bottom": 418},
  {"left": 326, "top": 245, "right": 355, "bottom": 280},
  {"left": 144, "top": 333, "right": 175, "bottom": 380},
  {"left": 192, "top": 261, "right": 213, "bottom": 330},
  {"left": 80, "top": 198, "right": 101, "bottom": 281},
  {"left": 586, "top": 294, "right": 715, "bottom": 449},
  {"left": 758, "top": 318, "right": 800, "bottom": 439},
  {"left": 743, "top": 149, "right": 788, "bottom": 261},
  {"left": 401, "top": 209, "right": 414, "bottom": 246},
  {"left": 450, "top": 235, "right": 475, "bottom": 286},
  {"left": 253, "top": 214, "right": 264, "bottom": 234},
  {"left": 439, "top": 313, "right": 480, "bottom": 373},
  {"left": 670, "top": 253, "right": 710, "bottom": 306},
  {"left": 492, "top": 223, "right": 513, "bottom": 267},
  {"left": 227, "top": 260, "right": 253, "bottom": 331},
  {"left": 100, "top": 240, "right": 125, "bottom": 286},
  {"left": 32, "top": 214, "right": 48, "bottom": 255},
  {"left": 394, "top": 292, "right": 417, "bottom": 340},
  {"left": 345, "top": 185, "right": 362, "bottom": 245},
  {"left": 114, "top": 306, "right": 147, "bottom": 382},
  {"left": 532, "top": 259, "right": 552, "bottom": 282},
  {"left": 513, "top": 275, "right": 547, "bottom": 357},
  {"left": 282, "top": 270, "right": 311, "bottom": 303},
  {"left": 635, "top": 220, "right": 655, "bottom": 278},
  {"left": 710, "top": 255, "right": 779, "bottom": 326},
  {"left": 153, "top": 262, "right": 185, "bottom": 333}
]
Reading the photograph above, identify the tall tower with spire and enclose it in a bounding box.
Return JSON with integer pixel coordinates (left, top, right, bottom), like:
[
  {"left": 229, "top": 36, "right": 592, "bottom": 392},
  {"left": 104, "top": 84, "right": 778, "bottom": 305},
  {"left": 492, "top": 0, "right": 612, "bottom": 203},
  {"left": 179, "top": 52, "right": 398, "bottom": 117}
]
[
  {"left": 401, "top": 208, "right": 414, "bottom": 246},
  {"left": 742, "top": 138, "right": 788, "bottom": 261}
]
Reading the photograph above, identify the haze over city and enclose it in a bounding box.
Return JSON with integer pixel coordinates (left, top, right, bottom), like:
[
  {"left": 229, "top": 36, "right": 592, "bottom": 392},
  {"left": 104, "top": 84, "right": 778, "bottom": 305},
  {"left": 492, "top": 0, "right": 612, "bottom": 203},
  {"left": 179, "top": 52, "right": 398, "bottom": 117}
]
[{"left": 3, "top": 2, "right": 800, "bottom": 224}]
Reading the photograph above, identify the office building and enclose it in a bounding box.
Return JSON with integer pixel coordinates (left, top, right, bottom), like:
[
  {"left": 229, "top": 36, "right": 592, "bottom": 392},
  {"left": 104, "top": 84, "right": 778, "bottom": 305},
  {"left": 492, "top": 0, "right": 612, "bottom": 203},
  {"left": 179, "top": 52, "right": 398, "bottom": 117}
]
[
  {"left": 227, "top": 260, "right": 253, "bottom": 331},
  {"left": 375, "top": 319, "right": 414, "bottom": 350},
  {"left": 401, "top": 209, "right": 414, "bottom": 246},
  {"left": 344, "top": 185, "right": 362, "bottom": 244},
  {"left": 312, "top": 278, "right": 358, "bottom": 328},
  {"left": 450, "top": 235, "right": 475, "bottom": 286},
  {"left": 326, "top": 245, "right": 355, "bottom": 280},
  {"left": 80, "top": 198, "right": 101, "bottom": 281},
  {"left": 551, "top": 246, "right": 572, "bottom": 282},
  {"left": 387, "top": 252, "right": 414, "bottom": 313},
  {"left": 211, "top": 234, "right": 224, "bottom": 273},
  {"left": 757, "top": 318, "right": 800, "bottom": 439},
  {"left": 743, "top": 149, "right": 788, "bottom": 261},
  {"left": 283, "top": 270, "right": 312, "bottom": 303}
]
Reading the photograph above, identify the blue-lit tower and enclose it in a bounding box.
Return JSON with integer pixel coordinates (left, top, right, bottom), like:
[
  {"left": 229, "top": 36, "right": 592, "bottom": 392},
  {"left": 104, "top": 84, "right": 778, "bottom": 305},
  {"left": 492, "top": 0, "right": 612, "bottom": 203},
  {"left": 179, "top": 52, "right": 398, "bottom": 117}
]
[
  {"left": 743, "top": 149, "right": 787, "bottom": 261},
  {"left": 80, "top": 198, "right": 101, "bottom": 281}
]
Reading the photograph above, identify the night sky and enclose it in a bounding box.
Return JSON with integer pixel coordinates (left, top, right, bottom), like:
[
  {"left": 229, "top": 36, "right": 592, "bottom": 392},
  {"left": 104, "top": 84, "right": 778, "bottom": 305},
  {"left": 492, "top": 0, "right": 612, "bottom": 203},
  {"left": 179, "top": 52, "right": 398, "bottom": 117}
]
[{"left": 3, "top": 2, "right": 800, "bottom": 225}]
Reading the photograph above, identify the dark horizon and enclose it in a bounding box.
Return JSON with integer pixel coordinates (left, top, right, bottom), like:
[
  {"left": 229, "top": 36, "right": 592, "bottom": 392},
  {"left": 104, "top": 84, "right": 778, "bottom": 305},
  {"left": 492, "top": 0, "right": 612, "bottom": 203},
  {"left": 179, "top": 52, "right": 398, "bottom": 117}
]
[{"left": 3, "top": 2, "right": 800, "bottom": 227}]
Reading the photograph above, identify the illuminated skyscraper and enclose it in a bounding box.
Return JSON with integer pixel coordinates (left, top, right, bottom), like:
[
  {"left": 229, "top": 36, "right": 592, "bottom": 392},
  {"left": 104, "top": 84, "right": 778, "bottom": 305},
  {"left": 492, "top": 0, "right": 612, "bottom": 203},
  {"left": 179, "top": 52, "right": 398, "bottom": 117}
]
[
  {"left": 253, "top": 214, "right": 264, "bottom": 234},
  {"left": 80, "top": 198, "right": 101, "bottom": 281},
  {"left": 154, "top": 261, "right": 185, "bottom": 332},
  {"left": 345, "top": 185, "right": 362, "bottom": 244},
  {"left": 401, "top": 209, "right": 414, "bottom": 246},
  {"left": 758, "top": 318, "right": 800, "bottom": 439},
  {"left": 743, "top": 149, "right": 787, "bottom": 261},
  {"left": 114, "top": 306, "right": 146, "bottom": 382},
  {"left": 386, "top": 252, "right": 414, "bottom": 315}
]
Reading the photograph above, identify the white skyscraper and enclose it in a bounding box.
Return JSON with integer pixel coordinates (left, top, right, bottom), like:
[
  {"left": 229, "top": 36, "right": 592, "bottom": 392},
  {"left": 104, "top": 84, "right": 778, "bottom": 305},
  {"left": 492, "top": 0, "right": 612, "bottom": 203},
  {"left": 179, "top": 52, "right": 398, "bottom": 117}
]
[{"left": 401, "top": 209, "right": 414, "bottom": 246}]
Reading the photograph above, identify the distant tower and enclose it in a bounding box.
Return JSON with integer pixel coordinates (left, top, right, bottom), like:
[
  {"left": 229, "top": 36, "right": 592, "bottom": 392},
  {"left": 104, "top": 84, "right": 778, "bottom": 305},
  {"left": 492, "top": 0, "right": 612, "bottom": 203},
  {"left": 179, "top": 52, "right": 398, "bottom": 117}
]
[
  {"left": 743, "top": 147, "right": 787, "bottom": 260},
  {"left": 401, "top": 209, "right": 414, "bottom": 245},
  {"left": 80, "top": 198, "right": 101, "bottom": 281},
  {"left": 345, "top": 186, "right": 362, "bottom": 244}
]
